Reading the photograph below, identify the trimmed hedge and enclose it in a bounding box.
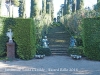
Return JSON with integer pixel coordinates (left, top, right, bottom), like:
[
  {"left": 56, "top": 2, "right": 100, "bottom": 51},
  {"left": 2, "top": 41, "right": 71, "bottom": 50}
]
[
  {"left": 67, "top": 47, "right": 83, "bottom": 56},
  {"left": 0, "top": 17, "right": 7, "bottom": 57},
  {"left": 82, "top": 18, "right": 100, "bottom": 61},
  {"left": 36, "top": 47, "right": 51, "bottom": 56},
  {"left": 0, "top": 18, "right": 36, "bottom": 60}
]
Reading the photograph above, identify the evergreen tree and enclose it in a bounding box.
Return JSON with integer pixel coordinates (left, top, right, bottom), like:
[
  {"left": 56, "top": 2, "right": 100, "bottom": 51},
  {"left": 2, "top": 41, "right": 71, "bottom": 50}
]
[
  {"left": 30, "top": 0, "right": 40, "bottom": 18},
  {"left": 63, "top": 0, "right": 67, "bottom": 15},
  {"left": 46, "top": 0, "right": 51, "bottom": 14},
  {"left": 80, "top": 0, "right": 84, "bottom": 10},
  {"left": 97, "top": 0, "right": 100, "bottom": 11},
  {"left": 51, "top": 0, "right": 54, "bottom": 20},
  {"left": 76, "top": 0, "right": 80, "bottom": 10},
  {"left": 97, "top": 0, "right": 100, "bottom": 3},
  {"left": 63, "top": 0, "right": 71, "bottom": 15},
  {"left": 42, "top": 0, "right": 46, "bottom": 14},
  {"left": 12, "top": 0, "right": 19, "bottom": 6},
  {"left": 22, "top": 0, "right": 26, "bottom": 18},
  {"left": 72, "top": 0, "right": 76, "bottom": 12},
  {"left": 76, "top": 0, "right": 84, "bottom": 11},
  {"left": 0, "top": 0, "right": 2, "bottom": 16},
  {"left": 19, "top": 0, "right": 24, "bottom": 17},
  {"left": 5, "top": 0, "right": 19, "bottom": 6},
  {"left": 67, "top": 0, "right": 70, "bottom": 14}
]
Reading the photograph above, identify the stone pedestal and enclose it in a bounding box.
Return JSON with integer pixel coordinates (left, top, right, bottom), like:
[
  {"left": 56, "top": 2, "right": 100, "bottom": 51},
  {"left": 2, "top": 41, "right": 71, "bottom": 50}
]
[{"left": 7, "top": 42, "right": 15, "bottom": 59}]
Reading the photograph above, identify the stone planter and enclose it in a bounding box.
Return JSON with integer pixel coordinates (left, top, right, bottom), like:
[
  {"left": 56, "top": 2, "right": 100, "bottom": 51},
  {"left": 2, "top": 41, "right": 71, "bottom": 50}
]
[
  {"left": 34, "top": 55, "right": 45, "bottom": 59},
  {"left": 70, "top": 54, "right": 82, "bottom": 60}
]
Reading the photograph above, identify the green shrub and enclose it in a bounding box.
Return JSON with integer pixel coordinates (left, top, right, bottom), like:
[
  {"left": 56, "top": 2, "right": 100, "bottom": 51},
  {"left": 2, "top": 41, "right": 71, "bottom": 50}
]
[
  {"left": 67, "top": 47, "right": 83, "bottom": 56},
  {"left": 82, "top": 18, "right": 100, "bottom": 61},
  {"left": 76, "top": 38, "right": 83, "bottom": 46},
  {"left": 36, "top": 47, "right": 51, "bottom": 56},
  {"left": 2, "top": 18, "right": 36, "bottom": 60},
  {"left": 0, "top": 17, "right": 8, "bottom": 57}
]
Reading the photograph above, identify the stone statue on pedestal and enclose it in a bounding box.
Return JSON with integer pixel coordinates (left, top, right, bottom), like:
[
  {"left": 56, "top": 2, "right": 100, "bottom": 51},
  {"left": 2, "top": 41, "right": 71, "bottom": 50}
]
[
  {"left": 6, "top": 29, "right": 15, "bottom": 59},
  {"left": 42, "top": 36, "right": 49, "bottom": 48},
  {"left": 70, "top": 36, "right": 76, "bottom": 47},
  {"left": 6, "top": 29, "right": 13, "bottom": 42}
]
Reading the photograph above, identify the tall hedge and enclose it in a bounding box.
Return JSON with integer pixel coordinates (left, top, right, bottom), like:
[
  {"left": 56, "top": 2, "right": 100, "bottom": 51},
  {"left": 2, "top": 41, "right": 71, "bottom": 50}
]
[
  {"left": 0, "top": 17, "right": 7, "bottom": 57},
  {"left": 0, "top": 18, "right": 36, "bottom": 60},
  {"left": 82, "top": 18, "right": 100, "bottom": 61}
]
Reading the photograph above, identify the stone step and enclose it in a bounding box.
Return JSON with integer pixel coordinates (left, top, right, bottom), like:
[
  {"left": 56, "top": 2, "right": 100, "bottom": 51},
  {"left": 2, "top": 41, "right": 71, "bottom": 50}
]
[
  {"left": 49, "top": 43, "right": 68, "bottom": 45},
  {"left": 48, "top": 35, "right": 69, "bottom": 38},
  {"left": 51, "top": 51, "right": 67, "bottom": 53},
  {"left": 47, "top": 25, "right": 70, "bottom": 56},
  {"left": 48, "top": 33, "right": 68, "bottom": 36},
  {"left": 50, "top": 47, "right": 67, "bottom": 55},
  {"left": 50, "top": 48, "right": 67, "bottom": 51},
  {"left": 51, "top": 52, "right": 67, "bottom": 55},
  {"left": 49, "top": 45, "right": 69, "bottom": 47}
]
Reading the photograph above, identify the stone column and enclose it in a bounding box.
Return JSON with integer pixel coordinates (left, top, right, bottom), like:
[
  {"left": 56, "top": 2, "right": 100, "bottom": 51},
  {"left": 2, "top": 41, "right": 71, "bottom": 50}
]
[{"left": 7, "top": 42, "right": 15, "bottom": 59}]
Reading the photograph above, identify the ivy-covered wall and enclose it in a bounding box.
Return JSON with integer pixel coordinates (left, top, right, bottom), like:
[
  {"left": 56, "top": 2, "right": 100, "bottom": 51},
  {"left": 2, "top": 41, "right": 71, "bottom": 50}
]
[
  {"left": 0, "top": 17, "right": 36, "bottom": 60},
  {"left": 82, "top": 18, "right": 100, "bottom": 61}
]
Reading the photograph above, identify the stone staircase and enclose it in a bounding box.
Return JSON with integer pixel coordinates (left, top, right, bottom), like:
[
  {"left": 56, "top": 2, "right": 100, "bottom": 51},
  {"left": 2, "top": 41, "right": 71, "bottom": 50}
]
[{"left": 47, "top": 25, "right": 70, "bottom": 55}]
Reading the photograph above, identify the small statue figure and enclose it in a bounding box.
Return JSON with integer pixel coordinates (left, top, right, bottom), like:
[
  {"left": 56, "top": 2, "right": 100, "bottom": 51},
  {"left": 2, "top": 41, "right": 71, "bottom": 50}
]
[
  {"left": 6, "top": 29, "right": 13, "bottom": 42},
  {"left": 42, "top": 36, "right": 49, "bottom": 48},
  {"left": 70, "top": 36, "right": 76, "bottom": 47}
]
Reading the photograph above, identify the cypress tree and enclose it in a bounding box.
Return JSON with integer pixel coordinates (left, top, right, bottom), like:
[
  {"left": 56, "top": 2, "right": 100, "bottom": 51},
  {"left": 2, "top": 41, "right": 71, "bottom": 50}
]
[
  {"left": 51, "top": 0, "right": 54, "bottom": 20},
  {"left": 63, "top": 0, "right": 67, "bottom": 15},
  {"left": 0, "top": 0, "right": 1, "bottom": 16},
  {"left": 97, "top": 0, "right": 100, "bottom": 11},
  {"left": 80, "top": 0, "right": 84, "bottom": 10},
  {"left": 30, "top": 0, "right": 40, "bottom": 18},
  {"left": 42, "top": 0, "right": 46, "bottom": 14},
  {"left": 76, "top": 0, "right": 84, "bottom": 11},
  {"left": 67, "top": 0, "right": 70, "bottom": 14},
  {"left": 22, "top": 0, "right": 26, "bottom": 18},
  {"left": 19, "top": 0, "right": 24, "bottom": 17},
  {"left": 46, "top": 0, "right": 51, "bottom": 14},
  {"left": 72, "top": 0, "right": 76, "bottom": 12},
  {"left": 12, "top": 0, "right": 19, "bottom": 6},
  {"left": 76, "top": 0, "right": 80, "bottom": 10}
]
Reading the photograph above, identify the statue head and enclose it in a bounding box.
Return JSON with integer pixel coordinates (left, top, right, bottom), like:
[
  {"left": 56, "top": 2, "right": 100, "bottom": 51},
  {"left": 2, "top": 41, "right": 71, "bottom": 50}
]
[{"left": 44, "top": 36, "right": 47, "bottom": 39}]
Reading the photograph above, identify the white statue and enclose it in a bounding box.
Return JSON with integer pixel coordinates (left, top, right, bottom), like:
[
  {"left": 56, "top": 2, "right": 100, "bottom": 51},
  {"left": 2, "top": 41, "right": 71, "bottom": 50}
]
[
  {"left": 6, "top": 29, "right": 13, "bottom": 42},
  {"left": 42, "top": 36, "right": 49, "bottom": 48}
]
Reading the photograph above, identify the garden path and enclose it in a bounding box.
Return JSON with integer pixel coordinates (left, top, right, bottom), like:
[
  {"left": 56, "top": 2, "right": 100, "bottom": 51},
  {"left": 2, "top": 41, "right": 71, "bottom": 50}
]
[{"left": 0, "top": 56, "right": 100, "bottom": 75}]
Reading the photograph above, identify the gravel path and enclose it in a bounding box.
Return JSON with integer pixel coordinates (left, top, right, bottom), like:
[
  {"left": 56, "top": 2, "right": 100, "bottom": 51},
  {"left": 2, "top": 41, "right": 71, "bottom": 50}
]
[{"left": 0, "top": 56, "right": 100, "bottom": 75}]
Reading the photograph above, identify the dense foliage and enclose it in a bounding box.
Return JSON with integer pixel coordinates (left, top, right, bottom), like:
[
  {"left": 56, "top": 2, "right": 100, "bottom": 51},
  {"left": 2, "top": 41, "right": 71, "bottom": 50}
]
[
  {"left": 67, "top": 47, "right": 83, "bottom": 56},
  {"left": 36, "top": 47, "right": 51, "bottom": 56},
  {"left": 82, "top": 18, "right": 100, "bottom": 61},
  {"left": 0, "top": 17, "right": 7, "bottom": 57},
  {"left": 0, "top": 18, "right": 36, "bottom": 60}
]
